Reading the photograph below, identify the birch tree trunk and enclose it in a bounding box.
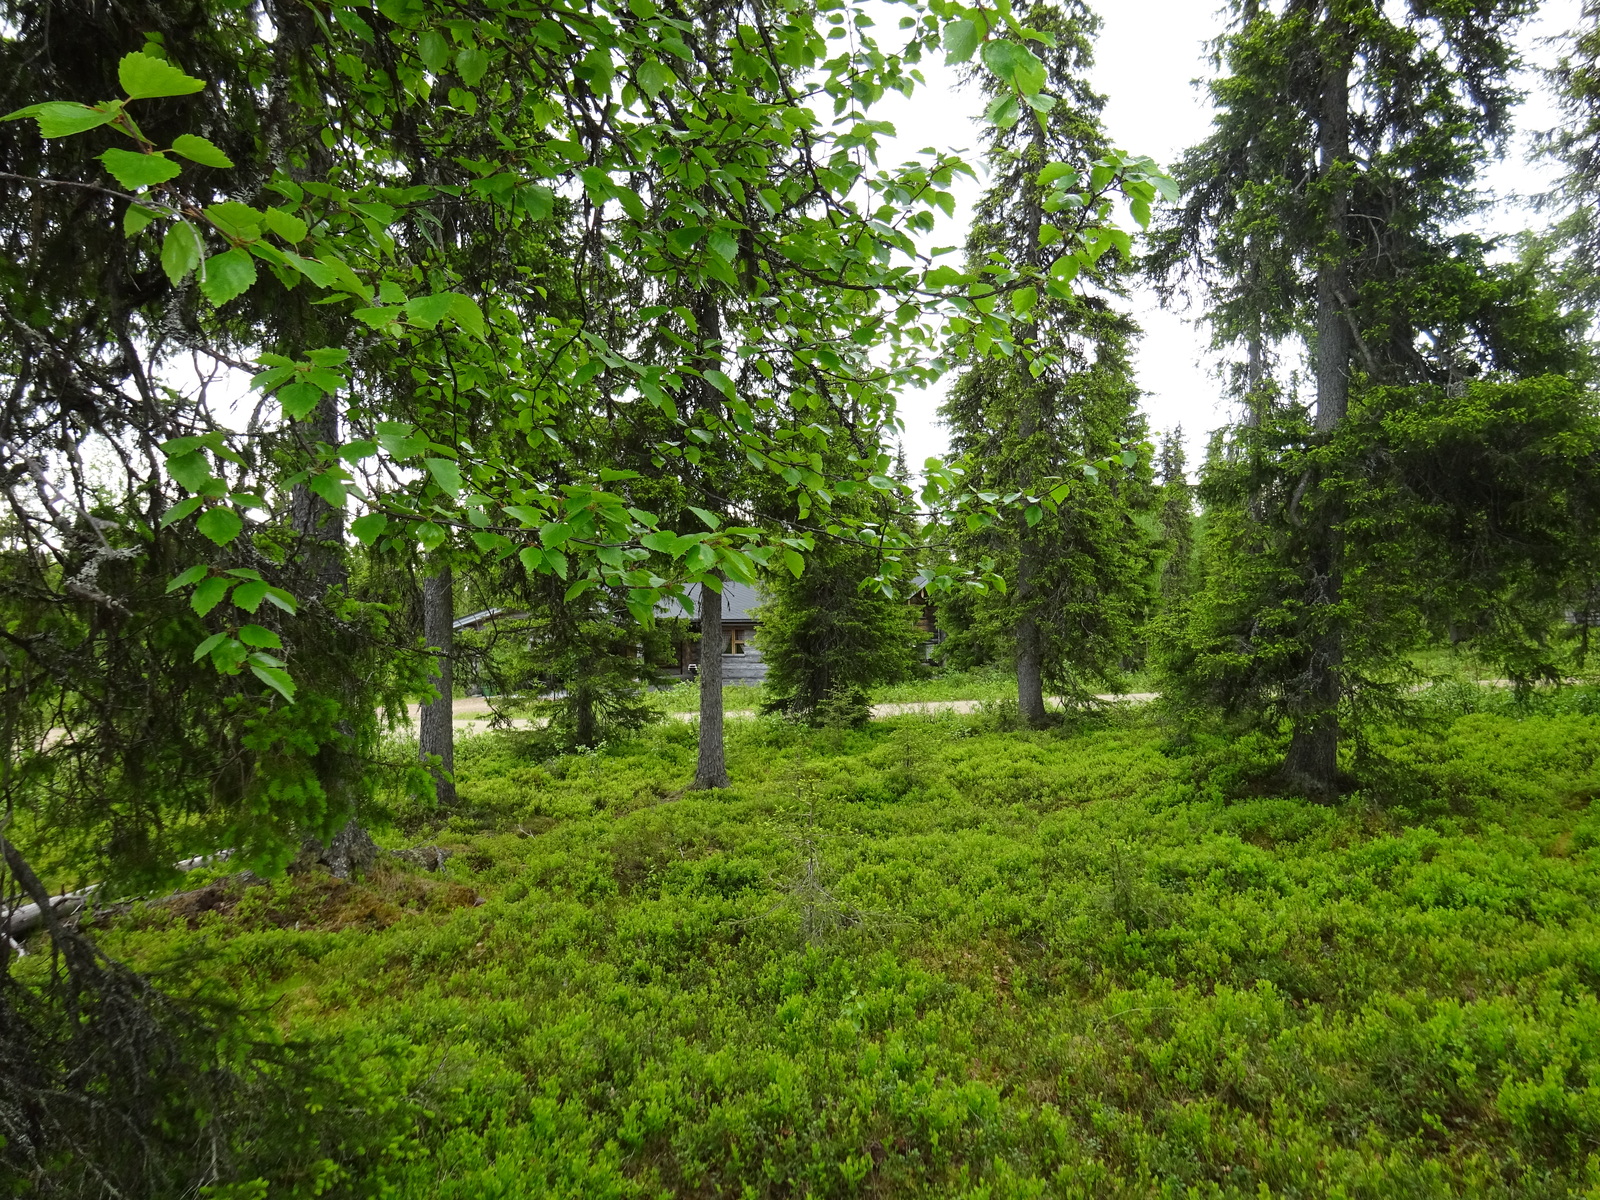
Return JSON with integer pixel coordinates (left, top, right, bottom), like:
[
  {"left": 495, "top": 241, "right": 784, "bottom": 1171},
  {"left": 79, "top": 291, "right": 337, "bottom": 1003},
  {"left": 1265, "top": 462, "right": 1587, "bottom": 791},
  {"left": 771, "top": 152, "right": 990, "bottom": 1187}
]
[{"left": 694, "top": 576, "right": 730, "bottom": 789}]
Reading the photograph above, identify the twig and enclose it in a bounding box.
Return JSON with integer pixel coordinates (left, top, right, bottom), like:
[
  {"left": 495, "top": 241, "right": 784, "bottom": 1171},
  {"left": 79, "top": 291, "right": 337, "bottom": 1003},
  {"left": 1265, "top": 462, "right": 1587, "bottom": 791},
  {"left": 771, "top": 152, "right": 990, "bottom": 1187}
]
[{"left": 0, "top": 170, "right": 136, "bottom": 203}]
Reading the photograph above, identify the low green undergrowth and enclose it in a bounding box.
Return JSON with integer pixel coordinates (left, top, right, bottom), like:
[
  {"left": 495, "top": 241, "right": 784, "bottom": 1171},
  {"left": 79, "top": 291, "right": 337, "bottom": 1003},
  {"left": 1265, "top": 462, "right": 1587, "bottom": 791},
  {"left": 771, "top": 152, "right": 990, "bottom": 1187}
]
[
  {"left": 48, "top": 691, "right": 1600, "bottom": 1197},
  {"left": 867, "top": 667, "right": 1020, "bottom": 705}
]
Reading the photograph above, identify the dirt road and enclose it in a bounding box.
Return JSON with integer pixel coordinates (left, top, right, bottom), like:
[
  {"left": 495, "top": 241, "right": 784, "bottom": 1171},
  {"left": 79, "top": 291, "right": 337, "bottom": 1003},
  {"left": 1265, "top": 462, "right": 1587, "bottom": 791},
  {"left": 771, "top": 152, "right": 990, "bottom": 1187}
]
[{"left": 401, "top": 692, "right": 1163, "bottom": 735}]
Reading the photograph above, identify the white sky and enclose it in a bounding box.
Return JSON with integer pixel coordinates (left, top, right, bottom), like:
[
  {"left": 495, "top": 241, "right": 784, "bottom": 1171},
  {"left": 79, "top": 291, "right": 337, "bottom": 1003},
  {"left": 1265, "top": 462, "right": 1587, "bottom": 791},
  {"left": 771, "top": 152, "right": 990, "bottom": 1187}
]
[{"left": 870, "top": 0, "right": 1585, "bottom": 476}]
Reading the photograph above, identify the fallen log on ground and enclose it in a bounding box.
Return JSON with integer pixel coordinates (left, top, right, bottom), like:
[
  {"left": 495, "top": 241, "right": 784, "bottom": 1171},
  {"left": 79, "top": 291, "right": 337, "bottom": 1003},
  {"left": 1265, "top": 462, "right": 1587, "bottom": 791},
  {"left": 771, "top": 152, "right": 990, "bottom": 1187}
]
[{"left": 2, "top": 851, "right": 233, "bottom": 949}]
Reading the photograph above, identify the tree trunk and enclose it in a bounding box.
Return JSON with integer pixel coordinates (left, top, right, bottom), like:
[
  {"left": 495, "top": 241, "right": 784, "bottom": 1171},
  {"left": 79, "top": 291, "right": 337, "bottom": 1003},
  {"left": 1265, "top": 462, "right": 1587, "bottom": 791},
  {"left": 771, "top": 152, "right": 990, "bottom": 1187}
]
[
  {"left": 420, "top": 563, "right": 456, "bottom": 806},
  {"left": 1015, "top": 562, "right": 1048, "bottom": 725},
  {"left": 1244, "top": 332, "right": 1267, "bottom": 428},
  {"left": 694, "top": 576, "right": 730, "bottom": 789},
  {"left": 574, "top": 680, "right": 597, "bottom": 747},
  {"left": 1283, "top": 12, "right": 1351, "bottom": 799},
  {"left": 289, "top": 395, "right": 378, "bottom": 851},
  {"left": 290, "top": 397, "right": 347, "bottom": 596}
]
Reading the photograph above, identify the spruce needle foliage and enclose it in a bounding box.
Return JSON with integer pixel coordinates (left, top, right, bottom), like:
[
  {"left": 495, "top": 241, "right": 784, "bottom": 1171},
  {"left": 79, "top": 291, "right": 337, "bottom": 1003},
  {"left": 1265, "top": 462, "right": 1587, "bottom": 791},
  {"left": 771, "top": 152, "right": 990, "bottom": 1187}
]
[
  {"left": 756, "top": 548, "right": 925, "bottom": 726},
  {"left": 941, "top": 1, "right": 1157, "bottom": 720}
]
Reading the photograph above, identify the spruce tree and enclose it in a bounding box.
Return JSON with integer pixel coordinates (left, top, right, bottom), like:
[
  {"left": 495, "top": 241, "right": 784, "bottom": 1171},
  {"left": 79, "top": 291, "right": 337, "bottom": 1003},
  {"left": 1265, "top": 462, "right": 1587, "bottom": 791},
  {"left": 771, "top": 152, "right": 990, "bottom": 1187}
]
[
  {"left": 756, "top": 546, "right": 924, "bottom": 725},
  {"left": 941, "top": 1, "right": 1155, "bottom": 722},
  {"left": 1154, "top": 430, "right": 1194, "bottom": 609},
  {"left": 1150, "top": 0, "right": 1541, "bottom": 796}
]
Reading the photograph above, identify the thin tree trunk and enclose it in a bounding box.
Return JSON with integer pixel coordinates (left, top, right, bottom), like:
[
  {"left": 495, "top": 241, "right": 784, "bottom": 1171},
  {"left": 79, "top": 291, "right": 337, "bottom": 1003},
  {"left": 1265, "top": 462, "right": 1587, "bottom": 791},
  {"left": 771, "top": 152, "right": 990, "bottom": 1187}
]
[
  {"left": 694, "top": 576, "right": 730, "bottom": 789},
  {"left": 1013, "top": 387, "right": 1050, "bottom": 727},
  {"left": 689, "top": 288, "right": 731, "bottom": 788},
  {"left": 420, "top": 563, "right": 456, "bottom": 806},
  {"left": 1284, "top": 12, "right": 1351, "bottom": 799}
]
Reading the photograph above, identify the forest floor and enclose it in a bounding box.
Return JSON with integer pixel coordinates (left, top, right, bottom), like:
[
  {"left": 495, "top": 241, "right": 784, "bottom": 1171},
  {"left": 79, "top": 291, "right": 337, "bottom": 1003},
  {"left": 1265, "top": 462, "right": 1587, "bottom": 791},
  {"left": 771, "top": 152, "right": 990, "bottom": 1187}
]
[{"left": 58, "top": 682, "right": 1600, "bottom": 1197}]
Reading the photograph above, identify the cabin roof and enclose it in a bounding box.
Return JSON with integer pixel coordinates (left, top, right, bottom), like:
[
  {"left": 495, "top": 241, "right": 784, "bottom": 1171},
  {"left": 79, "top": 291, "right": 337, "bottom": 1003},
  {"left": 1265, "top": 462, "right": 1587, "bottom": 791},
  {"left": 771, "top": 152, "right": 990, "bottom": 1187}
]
[{"left": 655, "top": 580, "right": 762, "bottom": 624}]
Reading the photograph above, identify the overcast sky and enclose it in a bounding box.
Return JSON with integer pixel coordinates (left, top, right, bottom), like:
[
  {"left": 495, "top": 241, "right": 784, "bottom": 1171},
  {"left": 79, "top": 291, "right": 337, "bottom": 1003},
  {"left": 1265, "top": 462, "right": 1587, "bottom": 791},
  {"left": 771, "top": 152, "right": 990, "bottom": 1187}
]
[{"left": 869, "top": 0, "right": 1585, "bottom": 475}]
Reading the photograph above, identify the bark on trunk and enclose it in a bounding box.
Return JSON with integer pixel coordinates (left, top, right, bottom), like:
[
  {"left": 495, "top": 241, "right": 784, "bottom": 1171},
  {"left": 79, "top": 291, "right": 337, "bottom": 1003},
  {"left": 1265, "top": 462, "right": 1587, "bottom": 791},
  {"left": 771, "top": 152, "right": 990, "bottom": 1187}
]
[
  {"left": 290, "top": 397, "right": 347, "bottom": 596},
  {"left": 1283, "top": 13, "right": 1351, "bottom": 800},
  {"left": 1244, "top": 332, "right": 1266, "bottom": 428},
  {"left": 1313, "top": 13, "right": 1352, "bottom": 436},
  {"left": 573, "top": 681, "right": 598, "bottom": 747},
  {"left": 291, "top": 395, "right": 375, "bottom": 846},
  {"left": 1015, "top": 572, "right": 1048, "bottom": 725},
  {"left": 694, "top": 577, "right": 730, "bottom": 789},
  {"left": 689, "top": 290, "right": 730, "bottom": 789},
  {"left": 420, "top": 563, "right": 456, "bottom": 806}
]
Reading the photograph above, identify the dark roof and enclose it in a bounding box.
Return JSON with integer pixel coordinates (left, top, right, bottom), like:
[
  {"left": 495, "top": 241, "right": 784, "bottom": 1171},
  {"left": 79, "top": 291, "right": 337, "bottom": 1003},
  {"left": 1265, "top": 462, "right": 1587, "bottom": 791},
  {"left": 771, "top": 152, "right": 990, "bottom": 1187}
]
[{"left": 656, "top": 580, "right": 762, "bottom": 624}]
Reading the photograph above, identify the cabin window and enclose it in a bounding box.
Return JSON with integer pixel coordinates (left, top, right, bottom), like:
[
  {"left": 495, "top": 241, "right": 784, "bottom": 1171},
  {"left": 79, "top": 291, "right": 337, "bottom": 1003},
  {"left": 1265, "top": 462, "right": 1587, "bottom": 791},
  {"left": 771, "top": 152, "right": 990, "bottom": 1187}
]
[{"left": 727, "top": 627, "right": 750, "bottom": 654}]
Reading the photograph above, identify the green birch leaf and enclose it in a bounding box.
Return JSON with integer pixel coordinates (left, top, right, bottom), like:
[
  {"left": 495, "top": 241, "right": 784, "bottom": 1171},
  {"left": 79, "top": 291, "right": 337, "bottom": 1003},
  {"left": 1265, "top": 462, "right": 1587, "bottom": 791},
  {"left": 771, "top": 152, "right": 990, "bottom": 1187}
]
[
  {"left": 278, "top": 381, "right": 322, "bottom": 420},
  {"left": 980, "top": 40, "right": 1046, "bottom": 94},
  {"left": 192, "top": 632, "right": 229, "bottom": 663},
  {"left": 308, "top": 473, "right": 346, "bottom": 509},
  {"left": 100, "top": 148, "right": 181, "bottom": 190},
  {"left": 159, "top": 495, "right": 203, "bottom": 528},
  {"left": 406, "top": 292, "right": 454, "bottom": 329},
  {"left": 197, "top": 506, "right": 243, "bottom": 546},
  {"left": 118, "top": 51, "right": 206, "bottom": 99},
  {"left": 191, "top": 575, "right": 229, "bottom": 616},
  {"left": 166, "top": 565, "right": 209, "bottom": 593},
  {"left": 448, "top": 293, "right": 486, "bottom": 339},
  {"left": 943, "top": 19, "right": 980, "bottom": 64},
  {"left": 238, "top": 624, "right": 282, "bottom": 649},
  {"left": 250, "top": 662, "right": 297, "bottom": 702},
  {"left": 170, "top": 133, "right": 233, "bottom": 168},
  {"left": 417, "top": 521, "right": 447, "bottom": 551},
  {"left": 4, "top": 101, "right": 116, "bottom": 138},
  {"left": 350, "top": 512, "right": 388, "bottom": 544},
  {"left": 231, "top": 581, "right": 269, "bottom": 613},
  {"left": 708, "top": 228, "right": 739, "bottom": 262},
  {"left": 519, "top": 185, "right": 554, "bottom": 221},
  {"left": 637, "top": 59, "right": 674, "bottom": 97},
  {"left": 165, "top": 451, "right": 213, "bottom": 491},
  {"left": 262, "top": 586, "right": 296, "bottom": 615},
  {"left": 262, "top": 207, "right": 307, "bottom": 242},
  {"left": 198, "top": 247, "right": 256, "bottom": 305},
  {"left": 984, "top": 93, "right": 1022, "bottom": 129},
  {"left": 124, "top": 203, "right": 162, "bottom": 236},
  {"left": 161, "top": 222, "right": 202, "bottom": 284},
  {"left": 419, "top": 30, "right": 449, "bottom": 71},
  {"left": 456, "top": 46, "right": 489, "bottom": 86},
  {"left": 425, "top": 457, "right": 463, "bottom": 495}
]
